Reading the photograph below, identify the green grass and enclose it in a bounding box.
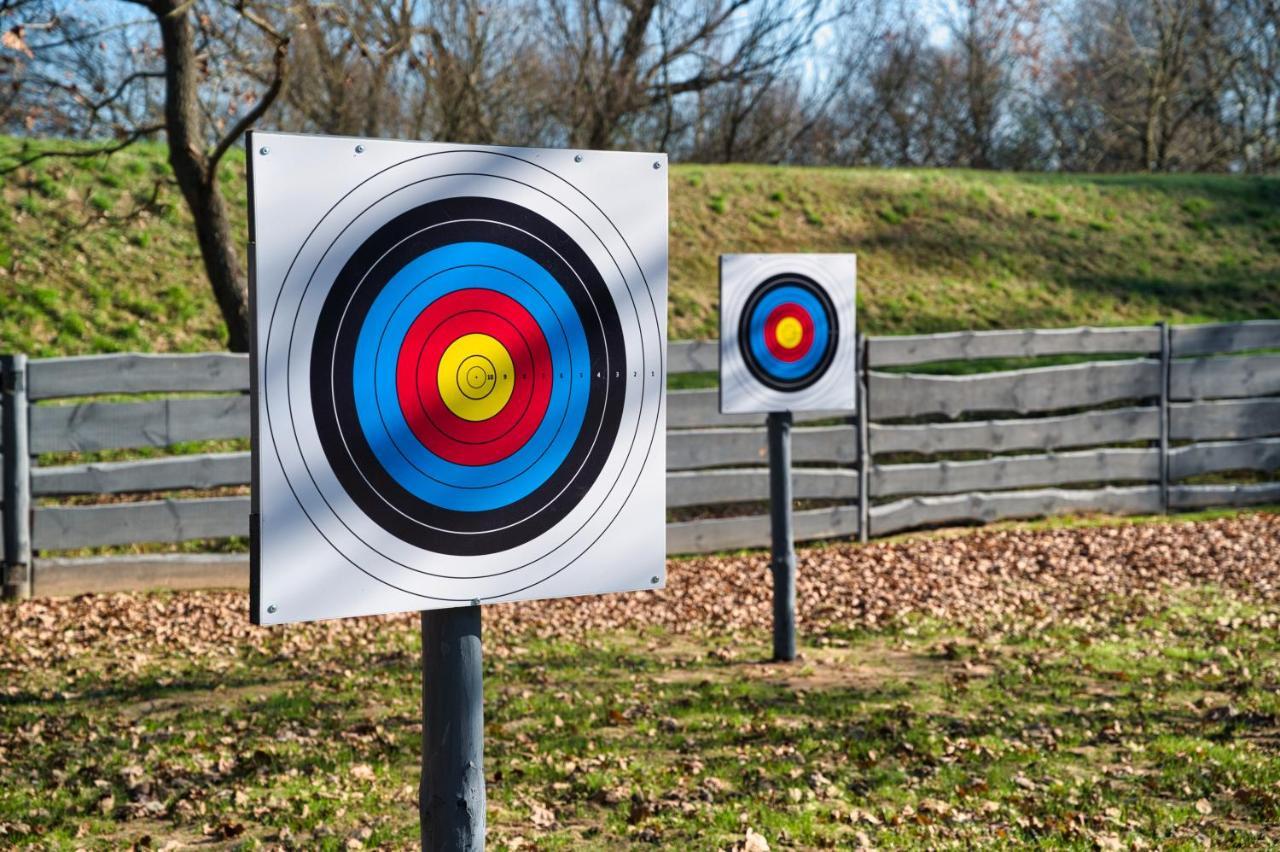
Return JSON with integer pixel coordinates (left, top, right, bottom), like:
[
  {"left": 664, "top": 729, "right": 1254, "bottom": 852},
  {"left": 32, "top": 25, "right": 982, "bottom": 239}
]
[
  {"left": 1, "top": 137, "right": 1277, "bottom": 355},
  {"left": 2, "top": 584, "right": 1277, "bottom": 848}
]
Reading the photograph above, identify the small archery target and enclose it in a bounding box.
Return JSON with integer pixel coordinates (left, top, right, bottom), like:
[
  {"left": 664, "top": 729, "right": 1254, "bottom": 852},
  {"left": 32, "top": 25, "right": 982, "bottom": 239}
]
[
  {"left": 248, "top": 132, "right": 667, "bottom": 625},
  {"left": 719, "top": 254, "right": 856, "bottom": 414}
]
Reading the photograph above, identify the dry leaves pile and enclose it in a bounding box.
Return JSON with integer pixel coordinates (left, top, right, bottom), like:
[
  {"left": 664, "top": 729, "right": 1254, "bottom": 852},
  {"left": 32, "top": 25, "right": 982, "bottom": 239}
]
[
  {"left": 1, "top": 513, "right": 1276, "bottom": 659},
  {"left": 486, "top": 513, "right": 1280, "bottom": 639}
]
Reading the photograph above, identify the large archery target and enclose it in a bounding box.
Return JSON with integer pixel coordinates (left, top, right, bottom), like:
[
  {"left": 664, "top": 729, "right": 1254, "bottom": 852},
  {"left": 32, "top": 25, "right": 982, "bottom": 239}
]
[
  {"left": 249, "top": 134, "right": 667, "bottom": 624},
  {"left": 719, "top": 254, "right": 857, "bottom": 414}
]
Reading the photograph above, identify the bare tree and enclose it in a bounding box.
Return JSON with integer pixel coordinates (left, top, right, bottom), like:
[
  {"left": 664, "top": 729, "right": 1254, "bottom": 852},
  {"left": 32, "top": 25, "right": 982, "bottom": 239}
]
[
  {"left": 539, "top": 0, "right": 823, "bottom": 151},
  {"left": 1048, "top": 0, "right": 1241, "bottom": 172},
  {"left": 136, "top": 0, "right": 289, "bottom": 351},
  {"left": 3, "top": 1, "right": 291, "bottom": 350},
  {"left": 1225, "top": 0, "right": 1280, "bottom": 170}
]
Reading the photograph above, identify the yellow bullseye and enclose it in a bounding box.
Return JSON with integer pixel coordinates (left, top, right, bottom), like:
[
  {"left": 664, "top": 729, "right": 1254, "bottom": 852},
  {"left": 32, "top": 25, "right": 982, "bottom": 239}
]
[
  {"left": 775, "top": 316, "right": 804, "bottom": 350},
  {"left": 437, "top": 333, "right": 514, "bottom": 422}
]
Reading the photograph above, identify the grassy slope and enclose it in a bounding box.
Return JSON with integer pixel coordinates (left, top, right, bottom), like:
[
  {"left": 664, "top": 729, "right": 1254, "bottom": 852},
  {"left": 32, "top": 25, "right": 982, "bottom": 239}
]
[{"left": 0, "top": 136, "right": 1277, "bottom": 355}]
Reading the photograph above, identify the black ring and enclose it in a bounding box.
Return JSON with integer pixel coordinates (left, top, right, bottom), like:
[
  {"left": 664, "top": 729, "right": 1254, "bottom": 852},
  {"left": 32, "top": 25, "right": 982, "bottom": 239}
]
[
  {"left": 310, "top": 196, "right": 626, "bottom": 556},
  {"left": 737, "top": 272, "right": 839, "bottom": 392}
]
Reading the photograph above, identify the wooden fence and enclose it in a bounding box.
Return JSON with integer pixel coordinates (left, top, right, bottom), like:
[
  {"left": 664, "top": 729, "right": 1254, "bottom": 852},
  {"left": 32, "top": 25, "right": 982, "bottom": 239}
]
[{"left": 2, "top": 320, "right": 1278, "bottom": 597}]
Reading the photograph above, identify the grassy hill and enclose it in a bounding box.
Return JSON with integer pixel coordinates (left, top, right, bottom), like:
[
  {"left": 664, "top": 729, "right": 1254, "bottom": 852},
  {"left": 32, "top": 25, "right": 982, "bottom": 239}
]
[{"left": 1, "top": 136, "right": 1278, "bottom": 356}]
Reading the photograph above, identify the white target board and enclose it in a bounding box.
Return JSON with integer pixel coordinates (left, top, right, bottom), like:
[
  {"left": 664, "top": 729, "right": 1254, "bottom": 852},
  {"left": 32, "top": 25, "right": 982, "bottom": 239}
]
[
  {"left": 719, "top": 254, "right": 857, "bottom": 414},
  {"left": 247, "top": 132, "right": 668, "bottom": 625}
]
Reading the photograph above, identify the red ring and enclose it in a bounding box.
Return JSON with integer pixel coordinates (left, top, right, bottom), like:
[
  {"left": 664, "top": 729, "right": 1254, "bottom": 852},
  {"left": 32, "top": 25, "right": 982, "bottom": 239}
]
[
  {"left": 395, "top": 289, "right": 553, "bottom": 466},
  {"left": 399, "top": 301, "right": 550, "bottom": 465},
  {"left": 763, "top": 303, "right": 814, "bottom": 362},
  {"left": 411, "top": 311, "right": 534, "bottom": 441}
]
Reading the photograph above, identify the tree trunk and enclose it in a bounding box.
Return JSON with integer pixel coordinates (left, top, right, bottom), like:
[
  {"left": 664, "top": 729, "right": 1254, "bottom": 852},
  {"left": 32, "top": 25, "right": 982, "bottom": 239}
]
[
  {"left": 153, "top": 0, "right": 252, "bottom": 352},
  {"left": 188, "top": 185, "right": 252, "bottom": 353}
]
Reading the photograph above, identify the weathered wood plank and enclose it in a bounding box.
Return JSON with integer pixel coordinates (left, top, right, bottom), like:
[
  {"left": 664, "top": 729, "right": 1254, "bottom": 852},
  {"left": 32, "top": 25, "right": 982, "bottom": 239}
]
[
  {"left": 868, "top": 406, "right": 1159, "bottom": 455},
  {"left": 1168, "top": 438, "right": 1280, "bottom": 480},
  {"left": 669, "top": 390, "right": 759, "bottom": 428},
  {"left": 666, "top": 505, "right": 860, "bottom": 554},
  {"left": 32, "top": 496, "right": 249, "bottom": 550},
  {"left": 1170, "top": 399, "right": 1280, "bottom": 441},
  {"left": 667, "top": 426, "right": 856, "bottom": 470},
  {"left": 32, "top": 452, "right": 251, "bottom": 496},
  {"left": 1170, "top": 320, "right": 1280, "bottom": 357},
  {"left": 871, "top": 448, "right": 1158, "bottom": 498},
  {"left": 1169, "top": 482, "right": 1280, "bottom": 510},
  {"left": 32, "top": 554, "right": 249, "bottom": 596},
  {"left": 667, "top": 468, "right": 858, "bottom": 508},
  {"left": 867, "top": 326, "right": 1159, "bottom": 367},
  {"left": 668, "top": 340, "right": 719, "bottom": 374},
  {"left": 28, "top": 353, "right": 249, "bottom": 400},
  {"left": 869, "top": 486, "right": 1162, "bottom": 537},
  {"left": 668, "top": 389, "right": 847, "bottom": 429},
  {"left": 30, "top": 396, "right": 251, "bottom": 453},
  {"left": 1169, "top": 354, "right": 1280, "bottom": 401},
  {"left": 869, "top": 359, "right": 1160, "bottom": 420}
]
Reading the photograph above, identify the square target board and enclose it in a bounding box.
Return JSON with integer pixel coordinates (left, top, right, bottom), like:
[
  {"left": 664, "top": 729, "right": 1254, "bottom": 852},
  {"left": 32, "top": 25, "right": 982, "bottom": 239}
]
[
  {"left": 719, "top": 254, "right": 857, "bottom": 414},
  {"left": 247, "top": 132, "right": 668, "bottom": 625}
]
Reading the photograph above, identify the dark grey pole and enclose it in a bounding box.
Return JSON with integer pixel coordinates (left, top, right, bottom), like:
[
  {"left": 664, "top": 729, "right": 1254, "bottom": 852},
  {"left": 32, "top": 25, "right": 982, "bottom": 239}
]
[
  {"left": 1, "top": 354, "right": 31, "bottom": 600},
  {"left": 421, "top": 605, "right": 485, "bottom": 851},
  {"left": 1158, "top": 321, "right": 1171, "bottom": 514},
  {"left": 767, "top": 411, "right": 796, "bottom": 662},
  {"left": 856, "top": 333, "right": 870, "bottom": 544}
]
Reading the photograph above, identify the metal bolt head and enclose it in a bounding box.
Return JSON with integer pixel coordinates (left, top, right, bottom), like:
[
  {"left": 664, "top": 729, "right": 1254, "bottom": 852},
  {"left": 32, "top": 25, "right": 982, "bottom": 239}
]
[
  {"left": 259, "top": 146, "right": 270, "bottom": 156},
  {"left": 574, "top": 154, "right": 583, "bottom": 163},
  {"left": 470, "top": 598, "right": 481, "bottom": 607},
  {"left": 652, "top": 161, "right": 661, "bottom": 170},
  {"left": 267, "top": 604, "right": 277, "bottom": 614},
  {"left": 651, "top": 576, "right": 660, "bottom": 584},
  {"left": 355, "top": 144, "right": 365, "bottom": 154}
]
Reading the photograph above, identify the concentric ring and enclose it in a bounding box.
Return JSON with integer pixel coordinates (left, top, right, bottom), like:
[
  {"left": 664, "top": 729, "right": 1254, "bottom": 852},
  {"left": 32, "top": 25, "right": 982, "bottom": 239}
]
[
  {"left": 738, "top": 273, "right": 838, "bottom": 392},
  {"left": 309, "top": 196, "right": 626, "bottom": 555},
  {"left": 397, "top": 288, "right": 550, "bottom": 459}
]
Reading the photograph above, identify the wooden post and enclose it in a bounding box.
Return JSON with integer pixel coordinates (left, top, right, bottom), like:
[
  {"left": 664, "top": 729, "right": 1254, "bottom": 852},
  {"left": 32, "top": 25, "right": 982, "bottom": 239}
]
[
  {"left": 856, "top": 334, "right": 870, "bottom": 544},
  {"left": 1158, "top": 321, "right": 1171, "bottom": 513},
  {"left": 1, "top": 354, "right": 31, "bottom": 600},
  {"left": 421, "top": 605, "right": 485, "bottom": 851},
  {"left": 767, "top": 411, "right": 796, "bottom": 662}
]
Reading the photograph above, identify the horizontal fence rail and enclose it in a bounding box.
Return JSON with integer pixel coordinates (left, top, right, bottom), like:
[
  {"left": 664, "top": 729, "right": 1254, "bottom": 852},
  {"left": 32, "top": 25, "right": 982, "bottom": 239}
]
[
  {"left": 27, "top": 353, "right": 250, "bottom": 400},
  {"left": 868, "top": 407, "right": 1161, "bottom": 455},
  {"left": 3, "top": 319, "right": 1278, "bottom": 597},
  {"left": 865, "top": 325, "right": 1161, "bottom": 367},
  {"left": 869, "top": 359, "right": 1161, "bottom": 420}
]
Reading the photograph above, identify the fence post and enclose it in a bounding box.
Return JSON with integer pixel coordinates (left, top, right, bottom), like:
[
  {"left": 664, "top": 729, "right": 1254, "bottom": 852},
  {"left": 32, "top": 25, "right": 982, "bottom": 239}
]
[
  {"left": 1158, "top": 322, "right": 1171, "bottom": 514},
  {"left": 2, "top": 354, "right": 32, "bottom": 600},
  {"left": 767, "top": 411, "right": 796, "bottom": 662},
  {"left": 857, "top": 334, "right": 870, "bottom": 544}
]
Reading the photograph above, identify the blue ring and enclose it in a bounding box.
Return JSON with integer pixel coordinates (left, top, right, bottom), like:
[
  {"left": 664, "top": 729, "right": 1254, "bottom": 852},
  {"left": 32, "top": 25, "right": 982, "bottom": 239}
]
[
  {"left": 747, "top": 285, "right": 830, "bottom": 381},
  {"left": 352, "top": 242, "right": 590, "bottom": 511}
]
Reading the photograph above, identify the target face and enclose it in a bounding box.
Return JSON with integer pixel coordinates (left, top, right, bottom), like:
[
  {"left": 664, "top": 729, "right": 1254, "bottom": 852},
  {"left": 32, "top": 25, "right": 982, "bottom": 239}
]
[
  {"left": 248, "top": 132, "right": 667, "bottom": 625},
  {"left": 720, "top": 254, "right": 857, "bottom": 414}
]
